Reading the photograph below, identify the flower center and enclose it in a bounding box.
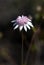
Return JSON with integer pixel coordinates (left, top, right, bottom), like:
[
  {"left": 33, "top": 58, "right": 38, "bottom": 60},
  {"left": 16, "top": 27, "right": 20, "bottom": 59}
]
[{"left": 16, "top": 16, "right": 29, "bottom": 25}]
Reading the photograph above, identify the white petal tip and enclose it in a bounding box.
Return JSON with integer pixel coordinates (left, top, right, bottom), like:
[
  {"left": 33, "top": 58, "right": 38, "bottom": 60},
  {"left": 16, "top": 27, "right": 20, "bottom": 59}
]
[
  {"left": 14, "top": 25, "right": 19, "bottom": 30},
  {"left": 13, "top": 23, "right": 17, "bottom": 26},
  {"left": 24, "top": 25, "right": 27, "bottom": 32},
  {"left": 31, "top": 25, "right": 34, "bottom": 28},
  {"left": 19, "top": 26, "right": 23, "bottom": 31},
  {"left": 11, "top": 20, "right": 16, "bottom": 23},
  {"left": 28, "top": 19, "right": 31, "bottom": 22},
  {"left": 27, "top": 22, "right": 34, "bottom": 28},
  {"left": 26, "top": 24, "right": 30, "bottom": 30}
]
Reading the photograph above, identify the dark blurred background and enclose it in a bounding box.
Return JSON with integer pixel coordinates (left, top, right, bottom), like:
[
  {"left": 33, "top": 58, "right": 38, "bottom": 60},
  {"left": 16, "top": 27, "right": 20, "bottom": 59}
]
[{"left": 0, "top": 0, "right": 44, "bottom": 65}]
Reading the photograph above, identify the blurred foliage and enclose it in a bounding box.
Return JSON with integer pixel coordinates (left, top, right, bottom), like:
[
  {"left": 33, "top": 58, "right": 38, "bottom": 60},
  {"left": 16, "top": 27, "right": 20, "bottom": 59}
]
[{"left": 31, "top": 44, "right": 37, "bottom": 52}]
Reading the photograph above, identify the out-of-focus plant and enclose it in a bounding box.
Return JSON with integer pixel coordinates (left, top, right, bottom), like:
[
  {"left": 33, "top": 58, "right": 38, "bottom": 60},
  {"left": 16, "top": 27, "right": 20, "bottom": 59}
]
[
  {"left": 0, "top": 32, "right": 3, "bottom": 39},
  {"left": 11, "top": 15, "right": 34, "bottom": 65}
]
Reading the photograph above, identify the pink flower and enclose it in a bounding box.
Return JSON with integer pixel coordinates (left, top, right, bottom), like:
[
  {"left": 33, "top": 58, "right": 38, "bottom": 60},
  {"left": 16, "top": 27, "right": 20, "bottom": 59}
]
[
  {"left": 11, "top": 15, "right": 34, "bottom": 32},
  {"left": 16, "top": 15, "right": 30, "bottom": 25}
]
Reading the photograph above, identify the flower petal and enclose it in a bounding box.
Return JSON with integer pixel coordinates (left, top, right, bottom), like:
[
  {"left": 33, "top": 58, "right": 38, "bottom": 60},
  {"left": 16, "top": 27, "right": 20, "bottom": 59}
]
[
  {"left": 24, "top": 25, "right": 27, "bottom": 32},
  {"left": 17, "top": 16, "right": 21, "bottom": 20},
  {"left": 27, "top": 22, "right": 34, "bottom": 27},
  {"left": 28, "top": 19, "right": 31, "bottom": 22},
  {"left": 13, "top": 23, "right": 17, "bottom": 26},
  {"left": 19, "top": 26, "right": 23, "bottom": 31},
  {"left": 11, "top": 20, "right": 16, "bottom": 23},
  {"left": 26, "top": 24, "right": 30, "bottom": 30},
  {"left": 14, "top": 25, "right": 19, "bottom": 30}
]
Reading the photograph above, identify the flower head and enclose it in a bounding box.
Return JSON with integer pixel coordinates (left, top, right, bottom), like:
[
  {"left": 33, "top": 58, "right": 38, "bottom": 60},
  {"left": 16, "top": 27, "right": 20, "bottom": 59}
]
[{"left": 11, "top": 15, "right": 34, "bottom": 32}]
